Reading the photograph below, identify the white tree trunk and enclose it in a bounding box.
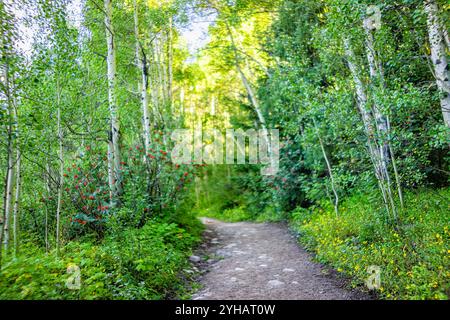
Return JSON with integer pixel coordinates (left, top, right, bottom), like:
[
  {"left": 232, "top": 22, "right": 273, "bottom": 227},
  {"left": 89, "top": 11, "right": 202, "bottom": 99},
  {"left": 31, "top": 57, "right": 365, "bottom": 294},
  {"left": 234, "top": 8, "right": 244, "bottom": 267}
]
[
  {"left": 442, "top": 25, "right": 450, "bottom": 50},
  {"left": 56, "top": 106, "right": 63, "bottom": 255},
  {"left": 364, "top": 23, "right": 404, "bottom": 215},
  {"left": 107, "top": 134, "right": 115, "bottom": 205},
  {"left": 225, "top": 22, "right": 276, "bottom": 174},
  {"left": 161, "top": 32, "right": 168, "bottom": 106},
  {"left": 149, "top": 39, "right": 159, "bottom": 119},
  {"left": 313, "top": 119, "right": 339, "bottom": 216},
  {"left": 133, "top": 0, "right": 151, "bottom": 154},
  {"left": 344, "top": 39, "right": 375, "bottom": 139},
  {"left": 363, "top": 26, "right": 390, "bottom": 165},
  {"left": 210, "top": 95, "right": 216, "bottom": 115},
  {"left": 2, "top": 122, "right": 14, "bottom": 252},
  {"left": 424, "top": 0, "right": 450, "bottom": 127},
  {"left": 156, "top": 36, "right": 165, "bottom": 106},
  {"left": 362, "top": 25, "right": 404, "bottom": 209},
  {"left": 12, "top": 108, "right": 21, "bottom": 256},
  {"left": 1, "top": 64, "right": 14, "bottom": 253},
  {"left": 344, "top": 38, "right": 392, "bottom": 216},
  {"left": 168, "top": 16, "right": 174, "bottom": 108},
  {"left": 105, "top": 0, "right": 123, "bottom": 199},
  {"left": 45, "top": 162, "right": 50, "bottom": 252}
]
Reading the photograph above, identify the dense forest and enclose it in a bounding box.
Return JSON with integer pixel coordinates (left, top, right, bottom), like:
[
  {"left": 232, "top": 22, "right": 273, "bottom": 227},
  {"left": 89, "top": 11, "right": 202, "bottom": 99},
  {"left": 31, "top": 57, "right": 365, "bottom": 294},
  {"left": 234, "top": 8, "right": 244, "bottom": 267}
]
[{"left": 0, "top": 0, "right": 448, "bottom": 300}]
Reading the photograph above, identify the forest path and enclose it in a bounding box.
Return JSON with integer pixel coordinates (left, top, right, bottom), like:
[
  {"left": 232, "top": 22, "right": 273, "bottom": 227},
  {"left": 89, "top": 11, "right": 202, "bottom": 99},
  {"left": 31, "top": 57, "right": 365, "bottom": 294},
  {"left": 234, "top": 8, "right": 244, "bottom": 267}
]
[{"left": 191, "top": 218, "right": 369, "bottom": 300}]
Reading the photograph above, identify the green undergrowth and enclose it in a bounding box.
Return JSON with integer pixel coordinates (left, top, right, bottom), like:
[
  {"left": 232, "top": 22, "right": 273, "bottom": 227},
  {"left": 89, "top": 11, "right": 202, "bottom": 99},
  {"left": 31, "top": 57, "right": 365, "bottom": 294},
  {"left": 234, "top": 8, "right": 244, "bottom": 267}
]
[
  {"left": 197, "top": 205, "right": 253, "bottom": 222},
  {"left": 289, "top": 188, "right": 450, "bottom": 300},
  {"left": 0, "top": 218, "right": 202, "bottom": 300},
  {"left": 198, "top": 206, "right": 285, "bottom": 223}
]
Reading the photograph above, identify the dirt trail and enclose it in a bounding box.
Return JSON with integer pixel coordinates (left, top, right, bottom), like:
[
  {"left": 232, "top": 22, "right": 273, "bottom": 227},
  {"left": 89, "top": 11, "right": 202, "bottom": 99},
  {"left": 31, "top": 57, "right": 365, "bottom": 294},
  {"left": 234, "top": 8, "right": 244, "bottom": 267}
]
[{"left": 191, "top": 218, "right": 369, "bottom": 300}]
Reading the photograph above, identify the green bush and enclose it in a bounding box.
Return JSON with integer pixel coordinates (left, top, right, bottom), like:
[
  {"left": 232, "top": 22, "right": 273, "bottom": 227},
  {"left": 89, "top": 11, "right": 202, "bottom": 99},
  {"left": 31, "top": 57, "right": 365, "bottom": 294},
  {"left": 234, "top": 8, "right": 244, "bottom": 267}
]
[
  {"left": 290, "top": 188, "right": 450, "bottom": 300},
  {"left": 0, "top": 242, "right": 108, "bottom": 299},
  {"left": 0, "top": 219, "right": 201, "bottom": 300}
]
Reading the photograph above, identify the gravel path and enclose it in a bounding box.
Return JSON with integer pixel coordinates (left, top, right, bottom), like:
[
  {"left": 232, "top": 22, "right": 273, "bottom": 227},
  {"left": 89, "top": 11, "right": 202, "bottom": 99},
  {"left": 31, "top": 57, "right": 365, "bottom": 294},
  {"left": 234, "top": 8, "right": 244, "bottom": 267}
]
[{"left": 191, "top": 218, "right": 369, "bottom": 300}]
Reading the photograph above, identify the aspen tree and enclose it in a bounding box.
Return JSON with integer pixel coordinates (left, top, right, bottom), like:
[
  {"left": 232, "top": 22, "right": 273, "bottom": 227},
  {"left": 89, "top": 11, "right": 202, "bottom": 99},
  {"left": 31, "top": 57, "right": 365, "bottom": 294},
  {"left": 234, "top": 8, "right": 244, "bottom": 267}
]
[
  {"left": 312, "top": 118, "right": 339, "bottom": 216},
  {"left": 424, "top": 0, "right": 450, "bottom": 127},
  {"left": 2, "top": 65, "right": 14, "bottom": 253},
  {"left": 344, "top": 38, "right": 392, "bottom": 217},
  {"left": 104, "top": 0, "right": 123, "bottom": 201},
  {"left": 133, "top": 0, "right": 151, "bottom": 154},
  {"left": 363, "top": 19, "right": 401, "bottom": 219},
  {"left": 225, "top": 22, "right": 276, "bottom": 174}
]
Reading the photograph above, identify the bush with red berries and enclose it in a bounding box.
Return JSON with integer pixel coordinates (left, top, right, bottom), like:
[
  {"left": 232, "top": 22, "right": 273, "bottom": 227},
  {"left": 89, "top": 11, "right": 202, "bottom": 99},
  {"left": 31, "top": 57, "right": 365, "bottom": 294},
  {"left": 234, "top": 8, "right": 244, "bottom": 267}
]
[{"left": 63, "top": 146, "right": 110, "bottom": 238}]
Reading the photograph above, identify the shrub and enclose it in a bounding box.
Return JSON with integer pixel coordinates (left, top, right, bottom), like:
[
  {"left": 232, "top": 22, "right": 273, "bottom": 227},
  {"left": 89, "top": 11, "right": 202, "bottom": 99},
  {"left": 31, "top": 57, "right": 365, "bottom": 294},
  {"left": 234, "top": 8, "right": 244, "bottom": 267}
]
[
  {"left": 0, "top": 219, "right": 201, "bottom": 300},
  {"left": 289, "top": 188, "right": 450, "bottom": 300}
]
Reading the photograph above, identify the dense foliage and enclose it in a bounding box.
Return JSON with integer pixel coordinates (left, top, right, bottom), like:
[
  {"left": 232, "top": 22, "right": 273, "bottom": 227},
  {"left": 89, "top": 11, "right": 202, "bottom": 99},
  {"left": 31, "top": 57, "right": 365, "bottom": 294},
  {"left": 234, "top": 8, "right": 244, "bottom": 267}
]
[
  {"left": 193, "top": 0, "right": 449, "bottom": 300},
  {"left": 291, "top": 189, "right": 449, "bottom": 299},
  {"left": 0, "top": 0, "right": 448, "bottom": 300},
  {"left": 0, "top": 0, "right": 203, "bottom": 299},
  {"left": 0, "top": 219, "right": 201, "bottom": 299}
]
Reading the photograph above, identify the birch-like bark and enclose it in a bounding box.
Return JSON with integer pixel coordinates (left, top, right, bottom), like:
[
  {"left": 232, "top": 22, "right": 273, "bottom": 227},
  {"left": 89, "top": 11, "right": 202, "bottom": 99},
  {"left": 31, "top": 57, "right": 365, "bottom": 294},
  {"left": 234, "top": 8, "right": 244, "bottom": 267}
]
[
  {"left": 155, "top": 36, "right": 165, "bottom": 106},
  {"left": 363, "top": 24, "right": 390, "bottom": 165},
  {"left": 2, "top": 114, "right": 14, "bottom": 253},
  {"left": 105, "top": 0, "right": 123, "bottom": 199},
  {"left": 168, "top": 16, "right": 174, "bottom": 108},
  {"left": 442, "top": 25, "right": 450, "bottom": 50},
  {"left": 54, "top": 73, "right": 64, "bottom": 255},
  {"left": 363, "top": 29, "right": 404, "bottom": 209},
  {"left": 0, "top": 161, "right": 11, "bottom": 265},
  {"left": 386, "top": 116, "right": 404, "bottom": 210},
  {"left": 344, "top": 38, "right": 392, "bottom": 216},
  {"left": 149, "top": 37, "right": 164, "bottom": 125},
  {"left": 12, "top": 108, "right": 21, "bottom": 256},
  {"left": 225, "top": 22, "right": 276, "bottom": 174},
  {"left": 225, "top": 24, "right": 266, "bottom": 126},
  {"left": 107, "top": 132, "right": 115, "bottom": 205},
  {"left": 363, "top": 24, "right": 400, "bottom": 219},
  {"left": 45, "top": 162, "right": 50, "bottom": 252},
  {"left": 313, "top": 119, "right": 339, "bottom": 216},
  {"left": 424, "top": 0, "right": 450, "bottom": 127},
  {"left": 195, "top": 176, "right": 200, "bottom": 204},
  {"left": 344, "top": 39, "right": 373, "bottom": 134},
  {"left": 362, "top": 22, "right": 404, "bottom": 209},
  {"left": 56, "top": 106, "right": 63, "bottom": 256},
  {"left": 180, "top": 87, "right": 185, "bottom": 116},
  {"left": 149, "top": 38, "right": 159, "bottom": 116},
  {"left": 210, "top": 95, "right": 216, "bottom": 115},
  {"left": 161, "top": 31, "right": 168, "bottom": 106},
  {"left": 133, "top": 0, "right": 151, "bottom": 154},
  {"left": 1, "top": 63, "right": 14, "bottom": 254}
]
